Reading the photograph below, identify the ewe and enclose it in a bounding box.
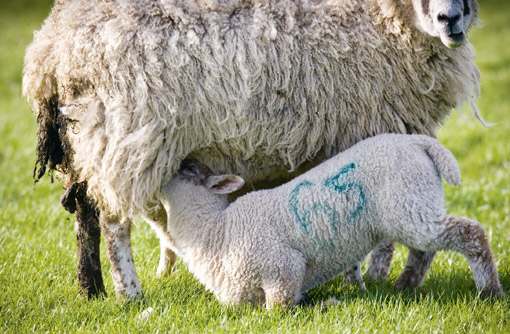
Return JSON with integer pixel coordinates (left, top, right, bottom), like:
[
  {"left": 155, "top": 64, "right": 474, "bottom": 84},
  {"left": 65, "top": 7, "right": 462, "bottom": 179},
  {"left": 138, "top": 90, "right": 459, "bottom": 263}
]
[
  {"left": 23, "top": 0, "right": 484, "bottom": 298},
  {"left": 158, "top": 134, "right": 502, "bottom": 308}
]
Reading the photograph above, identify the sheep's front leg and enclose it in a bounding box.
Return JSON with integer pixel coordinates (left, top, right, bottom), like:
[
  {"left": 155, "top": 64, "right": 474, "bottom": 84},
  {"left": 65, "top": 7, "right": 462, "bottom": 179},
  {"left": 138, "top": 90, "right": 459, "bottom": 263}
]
[
  {"left": 157, "top": 245, "right": 177, "bottom": 277},
  {"left": 100, "top": 216, "right": 143, "bottom": 299},
  {"left": 143, "top": 207, "right": 177, "bottom": 277}
]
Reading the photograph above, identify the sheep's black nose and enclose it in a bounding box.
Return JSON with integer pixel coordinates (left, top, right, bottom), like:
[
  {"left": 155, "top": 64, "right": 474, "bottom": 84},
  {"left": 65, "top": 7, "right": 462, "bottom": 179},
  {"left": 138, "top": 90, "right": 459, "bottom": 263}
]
[{"left": 437, "top": 13, "right": 462, "bottom": 34}]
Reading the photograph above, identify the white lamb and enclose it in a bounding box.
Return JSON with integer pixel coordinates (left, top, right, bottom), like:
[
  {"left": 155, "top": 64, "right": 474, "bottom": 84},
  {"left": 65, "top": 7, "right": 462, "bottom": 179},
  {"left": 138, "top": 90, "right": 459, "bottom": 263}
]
[{"left": 156, "top": 134, "right": 502, "bottom": 308}]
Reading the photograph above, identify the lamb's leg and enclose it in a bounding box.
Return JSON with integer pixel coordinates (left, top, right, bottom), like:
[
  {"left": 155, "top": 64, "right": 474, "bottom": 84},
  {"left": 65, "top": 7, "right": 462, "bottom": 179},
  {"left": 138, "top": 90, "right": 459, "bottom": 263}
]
[
  {"left": 61, "top": 182, "right": 105, "bottom": 298},
  {"left": 264, "top": 277, "right": 303, "bottom": 309},
  {"left": 396, "top": 215, "right": 502, "bottom": 296},
  {"left": 366, "top": 240, "right": 395, "bottom": 281},
  {"left": 438, "top": 216, "right": 503, "bottom": 296},
  {"left": 343, "top": 262, "right": 366, "bottom": 290},
  {"left": 100, "top": 216, "right": 143, "bottom": 299},
  {"left": 297, "top": 291, "right": 312, "bottom": 306},
  {"left": 394, "top": 249, "right": 436, "bottom": 290},
  {"left": 263, "top": 252, "right": 306, "bottom": 309}
]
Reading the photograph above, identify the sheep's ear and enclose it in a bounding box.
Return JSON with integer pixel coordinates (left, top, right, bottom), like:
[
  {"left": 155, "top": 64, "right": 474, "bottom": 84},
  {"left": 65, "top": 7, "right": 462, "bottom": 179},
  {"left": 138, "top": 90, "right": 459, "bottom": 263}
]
[{"left": 205, "top": 175, "right": 245, "bottom": 194}]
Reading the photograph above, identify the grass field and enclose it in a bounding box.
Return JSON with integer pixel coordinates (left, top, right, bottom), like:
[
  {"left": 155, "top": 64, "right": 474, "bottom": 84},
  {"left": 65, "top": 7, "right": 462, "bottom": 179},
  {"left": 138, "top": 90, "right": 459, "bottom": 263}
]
[{"left": 1, "top": 0, "right": 509, "bottom": 332}]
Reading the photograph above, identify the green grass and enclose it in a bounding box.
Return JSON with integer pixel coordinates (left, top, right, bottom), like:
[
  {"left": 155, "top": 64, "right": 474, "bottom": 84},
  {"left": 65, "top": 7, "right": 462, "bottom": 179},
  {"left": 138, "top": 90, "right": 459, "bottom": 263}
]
[{"left": 1, "top": 0, "right": 509, "bottom": 332}]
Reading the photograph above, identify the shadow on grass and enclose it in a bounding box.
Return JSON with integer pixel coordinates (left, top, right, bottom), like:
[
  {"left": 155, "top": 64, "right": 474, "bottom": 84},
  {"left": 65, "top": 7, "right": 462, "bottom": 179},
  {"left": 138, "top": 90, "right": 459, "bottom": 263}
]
[{"left": 301, "top": 267, "right": 508, "bottom": 309}]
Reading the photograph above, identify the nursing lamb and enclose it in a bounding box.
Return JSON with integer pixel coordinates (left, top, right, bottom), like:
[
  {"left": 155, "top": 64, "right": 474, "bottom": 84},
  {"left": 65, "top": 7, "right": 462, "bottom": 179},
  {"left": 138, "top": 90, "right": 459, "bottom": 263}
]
[
  {"left": 157, "top": 134, "right": 502, "bottom": 308},
  {"left": 23, "top": 0, "right": 484, "bottom": 298}
]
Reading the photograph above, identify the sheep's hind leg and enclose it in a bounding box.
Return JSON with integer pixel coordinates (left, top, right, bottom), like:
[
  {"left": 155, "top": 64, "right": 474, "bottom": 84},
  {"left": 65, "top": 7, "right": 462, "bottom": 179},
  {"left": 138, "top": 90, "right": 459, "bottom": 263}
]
[
  {"left": 366, "top": 240, "right": 395, "bottom": 282},
  {"left": 61, "top": 182, "right": 106, "bottom": 298},
  {"left": 394, "top": 249, "right": 435, "bottom": 290},
  {"left": 101, "top": 216, "right": 144, "bottom": 300},
  {"left": 75, "top": 191, "right": 106, "bottom": 298}
]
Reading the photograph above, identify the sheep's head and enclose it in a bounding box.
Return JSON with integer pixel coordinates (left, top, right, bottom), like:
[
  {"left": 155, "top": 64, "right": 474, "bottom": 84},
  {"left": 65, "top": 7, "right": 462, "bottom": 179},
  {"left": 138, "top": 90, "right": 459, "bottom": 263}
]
[{"left": 411, "top": 0, "right": 478, "bottom": 48}]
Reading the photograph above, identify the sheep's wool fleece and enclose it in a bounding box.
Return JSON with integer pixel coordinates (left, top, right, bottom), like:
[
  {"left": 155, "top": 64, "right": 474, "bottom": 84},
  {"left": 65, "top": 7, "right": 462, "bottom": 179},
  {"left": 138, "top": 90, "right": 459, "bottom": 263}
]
[{"left": 23, "top": 0, "right": 481, "bottom": 217}]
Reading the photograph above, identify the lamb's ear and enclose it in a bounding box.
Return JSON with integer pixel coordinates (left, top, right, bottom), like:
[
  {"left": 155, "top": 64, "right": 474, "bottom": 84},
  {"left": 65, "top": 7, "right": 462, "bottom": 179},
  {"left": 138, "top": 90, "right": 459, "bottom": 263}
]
[
  {"left": 179, "top": 160, "right": 212, "bottom": 178},
  {"left": 204, "top": 175, "right": 245, "bottom": 194}
]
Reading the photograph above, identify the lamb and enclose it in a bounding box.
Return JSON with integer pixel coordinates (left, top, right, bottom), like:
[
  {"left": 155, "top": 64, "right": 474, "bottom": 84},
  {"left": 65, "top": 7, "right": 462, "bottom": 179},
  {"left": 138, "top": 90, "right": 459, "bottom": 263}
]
[
  {"left": 23, "top": 0, "right": 484, "bottom": 298},
  {"left": 158, "top": 134, "right": 502, "bottom": 308}
]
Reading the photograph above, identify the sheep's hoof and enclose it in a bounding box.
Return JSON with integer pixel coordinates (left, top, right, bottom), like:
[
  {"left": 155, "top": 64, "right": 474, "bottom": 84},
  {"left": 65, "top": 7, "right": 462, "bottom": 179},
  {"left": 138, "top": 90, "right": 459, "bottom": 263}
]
[
  {"left": 120, "top": 291, "right": 148, "bottom": 307},
  {"left": 139, "top": 307, "right": 154, "bottom": 320},
  {"left": 156, "top": 267, "right": 174, "bottom": 278}
]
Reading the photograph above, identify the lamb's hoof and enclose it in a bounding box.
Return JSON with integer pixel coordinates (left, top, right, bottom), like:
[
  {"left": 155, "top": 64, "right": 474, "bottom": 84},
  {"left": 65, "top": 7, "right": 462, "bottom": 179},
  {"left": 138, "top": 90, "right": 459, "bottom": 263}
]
[
  {"left": 343, "top": 280, "right": 367, "bottom": 292},
  {"left": 393, "top": 280, "right": 422, "bottom": 292},
  {"left": 480, "top": 285, "right": 504, "bottom": 298},
  {"left": 342, "top": 265, "right": 365, "bottom": 290},
  {"left": 297, "top": 292, "right": 312, "bottom": 306},
  {"left": 366, "top": 264, "right": 391, "bottom": 283},
  {"left": 343, "top": 278, "right": 366, "bottom": 291},
  {"left": 393, "top": 282, "right": 406, "bottom": 291},
  {"left": 393, "top": 275, "right": 421, "bottom": 290},
  {"left": 319, "top": 297, "right": 341, "bottom": 308},
  {"left": 342, "top": 269, "right": 357, "bottom": 283}
]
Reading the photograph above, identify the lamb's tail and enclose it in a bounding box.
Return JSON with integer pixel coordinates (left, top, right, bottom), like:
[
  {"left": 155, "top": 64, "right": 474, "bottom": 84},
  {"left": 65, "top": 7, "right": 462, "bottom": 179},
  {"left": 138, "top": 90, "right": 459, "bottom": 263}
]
[{"left": 414, "top": 135, "right": 461, "bottom": 186}]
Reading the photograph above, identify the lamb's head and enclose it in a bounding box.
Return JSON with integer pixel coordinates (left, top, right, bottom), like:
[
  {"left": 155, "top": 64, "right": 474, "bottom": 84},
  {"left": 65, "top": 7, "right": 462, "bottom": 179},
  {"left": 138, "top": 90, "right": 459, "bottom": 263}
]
[
  {"left": 164, "top": 160, "right": 245, "bottom": 205},
  {"left": 411, "top": 0, "right": 478, "bottom": 48}
]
